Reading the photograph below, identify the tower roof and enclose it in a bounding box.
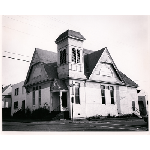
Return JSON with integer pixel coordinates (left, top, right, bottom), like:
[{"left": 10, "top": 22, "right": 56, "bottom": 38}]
[{"left": 55, "top": 30, "right": 86, "bottom": 44}]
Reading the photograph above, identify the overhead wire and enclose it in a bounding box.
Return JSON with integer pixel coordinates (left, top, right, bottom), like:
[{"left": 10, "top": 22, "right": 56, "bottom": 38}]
[
  {"left": 2, "top": 55, "right": 30, "bottom": 62},
  {"left": 4, "top": 50, "right": 30, "bottom": 57}
]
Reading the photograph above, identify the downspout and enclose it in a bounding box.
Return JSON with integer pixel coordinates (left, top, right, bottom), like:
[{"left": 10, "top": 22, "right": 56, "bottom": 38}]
[{"left": 84, "top": 80, "right": 87, "bottom": 118}]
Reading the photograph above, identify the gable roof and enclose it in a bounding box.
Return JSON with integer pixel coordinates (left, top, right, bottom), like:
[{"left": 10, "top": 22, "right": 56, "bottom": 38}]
[
  {"left": 44, "top": 62, "right": 58, "bottom": 80},
  {"left": 36, "top": 48, "right": 57, "bottom": 64},
  {"left": 55, "top": 30, "right": 86, "bottom": 44},
  {"left": 84, "top": 48, "right": 138, "bottom": 88},
  {"left": 119, "top": 71, "right": 138, "bottom": 88},
  {"left": 2, "top": 84, "right": 11, "bottom": 93},
  {"left": 84, "top": 48, "right": 105, "bottom": 78},
  {"left": 24, "top": 49, "right": 58, "bottom": 86},
  {"left": 25, "top": 46, "right": 138, "bottom": 88}
]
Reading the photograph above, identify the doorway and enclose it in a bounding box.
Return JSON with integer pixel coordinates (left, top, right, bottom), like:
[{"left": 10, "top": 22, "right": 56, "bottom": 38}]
[
  {"left": 138, "top": 101, "right": 146, "bottom": 115},
  {"left": 22, "top": 100, "right": 25, "bottom": 110},
  {"left": 62, "top": 92, "right": 67, "bottom": 108}
]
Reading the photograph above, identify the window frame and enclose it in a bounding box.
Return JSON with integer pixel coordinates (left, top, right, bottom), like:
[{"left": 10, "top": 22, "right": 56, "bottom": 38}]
[
  {"left": 101, "top": 85, "right": 106, "bottom": 104},
  {"left": 60, "top": 49, "right": 66, "bottom": 65},
  {"left": 110, "top": 86, "right": 115, "bottom": 104},
  {"left": 72, "top": 48, "right": 81, "bottom": 64},
  {"left": 14, "top": 101, "right": 18, "bottom": 109},
  {"left": 15, "top": 88, "right": 19, "bottom": 96}
]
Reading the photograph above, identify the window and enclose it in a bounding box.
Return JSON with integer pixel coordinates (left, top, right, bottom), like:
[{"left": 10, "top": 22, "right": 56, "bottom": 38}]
[
  {"left": 33, "top": 87, "right": 35, "bottom": 105},
  {"left": 72, "top": 48, "right": 80, "bottom": 63},
  {"left": 36, "top": 86, "right": 38, "bottom": 90},
  {"left": 22, "top": 100, "right": 25, "bottom": 110},
  {"left": 14, "top": 101, "right": 18, "bottom": 109},
  {"left": 60, "top": 49, "right": 66, "bottom": 65},
  {"left": 132, "top": 101, "right": 135, "bottom": 111},
  {"left": 15, "top": 88, "right": 19, "bottom": 96},
  {"left": 110, "top": 86, "right": 114, "bottom": 104},
  {"left": 72, "top": 48, "right": 76, "bottom": 63},
  {"left": 75, "top": 84, "right": 80, "bottom": 104},
  {"left": 101, "top": 85, "right": 105, "bottom": 104},
  {"left": 77, "top": 49, "right": 80, "bottom": 63},
  {"left": 22, "top": 86, "right": 24, "bottom": 94},
  {"left": 39, "top": 86, "right": 41, "bottom": 106}
]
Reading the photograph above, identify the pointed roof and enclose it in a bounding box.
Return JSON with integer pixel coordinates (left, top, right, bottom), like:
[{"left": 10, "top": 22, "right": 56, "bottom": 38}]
[
  {"left": 55, "top": 30, "right": 86, "bottom": 44},
  {"left": 119, "top": 71, "right": 138, "bottom": 87},
  {"left": 44, "top": 62, "right": 58, "bottom": 80},
  {"left": 2, "top": 84, "right": 11, "bottom": 93},
  {"left": 24, "top": 48, "right": 58, "bottom": 86},
  {"left": 84, "top": 47, "right": 138, "bottom": 87},
  {"left": 84, "top": 48, "right": 105, "bottom": 78},
  {"left": 35, "top": 48, "right": 57, "bottom": 64}
]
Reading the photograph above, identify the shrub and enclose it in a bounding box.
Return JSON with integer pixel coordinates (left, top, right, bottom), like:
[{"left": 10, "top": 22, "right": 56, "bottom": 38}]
[
  {"left": 25, "top": 107, "right": 32, "bottom": 118},
  {"left": 13, "top": 108, "right": 25, "bottom": 119},
  {"left": 31, "top": 107, "right": 50, "bottom": 119}
]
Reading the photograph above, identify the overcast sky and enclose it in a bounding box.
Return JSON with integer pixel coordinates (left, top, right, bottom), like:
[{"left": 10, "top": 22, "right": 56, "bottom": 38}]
[{"left": 2, "top": 15, "right": 150, "bottom": 93}]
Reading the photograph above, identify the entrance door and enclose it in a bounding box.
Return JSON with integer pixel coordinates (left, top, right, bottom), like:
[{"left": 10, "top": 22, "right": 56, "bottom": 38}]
[
  {"left": 22, "top": 100, "right": 25, "bottom": 110},
  {"left": 138, "top": 101, "right": 146, "bottom": 115},
  {"left": 62, "top": 92, "right": 67, "bottom": 108}
]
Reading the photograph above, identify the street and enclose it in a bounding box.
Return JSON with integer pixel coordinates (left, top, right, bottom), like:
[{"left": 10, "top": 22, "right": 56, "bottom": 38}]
[{"left": 2, "top": 118, "right": 148, "bottom": 131}]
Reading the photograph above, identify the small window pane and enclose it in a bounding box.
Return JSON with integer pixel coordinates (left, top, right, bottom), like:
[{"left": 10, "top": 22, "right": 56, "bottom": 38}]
[
  {"left": 77, "top": 49, "right": 80, "bottom": 63},
  {"left": 101, "top": 85, "right": 105, "bottom": 89},
  {"left": 72, "top": 48, "right": 76, "bottom": 63}
]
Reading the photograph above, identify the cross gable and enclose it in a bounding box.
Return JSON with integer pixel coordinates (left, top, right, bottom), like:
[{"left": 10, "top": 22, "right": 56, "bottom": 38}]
[
  {"left": 89, "top": 49, "right": 124, "bottom": 84},
  {"left": 24, "top": 63, "right": 49, "bottom": 86}
]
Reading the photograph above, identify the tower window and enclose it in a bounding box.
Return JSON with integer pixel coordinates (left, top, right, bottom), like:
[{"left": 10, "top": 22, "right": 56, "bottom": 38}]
[
  {"left": 60, "top": 49, "right": 66, "bottom": 65},
  {"left": 72, "top": 48, "right": 80, "bottom": 63},
  {"left": 77, "top": 49, "right": 80, "bottom": 63},
  {"left": 72, "top": 48, "right": 76, "bottom": 63}
]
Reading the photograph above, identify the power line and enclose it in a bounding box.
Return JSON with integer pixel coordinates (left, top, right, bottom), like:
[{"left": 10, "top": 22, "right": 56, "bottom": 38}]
[
  {"left": 2, "top": 25, "right": 51, "bottom": 43},
  {"left": 3, "top": 56, "right": 30, "bottom": 62},
  {"left": 3, "top": 15, "right": 57, "bottom": 31},
  {"left": 4, "top": 50, "right": 30, "bottom": 57}
]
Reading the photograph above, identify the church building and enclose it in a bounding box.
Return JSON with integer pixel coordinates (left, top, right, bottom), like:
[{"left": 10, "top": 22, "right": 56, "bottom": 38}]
[{"left": 24, "top": 30, "right": 139, "bottom": 119}]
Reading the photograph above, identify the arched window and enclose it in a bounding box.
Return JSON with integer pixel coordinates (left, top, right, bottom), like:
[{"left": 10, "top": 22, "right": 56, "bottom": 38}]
[
  {"left": 60, "top": 49, "right": 66, "bottom": 65},
  {"left": 72, "top": 48, "right": 76, "bottom": 63},
  {"left": 72, "top": 48, "right": 80, "bottom": 63}
]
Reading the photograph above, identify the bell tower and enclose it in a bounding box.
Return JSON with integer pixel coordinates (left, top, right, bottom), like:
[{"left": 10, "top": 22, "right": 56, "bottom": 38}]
[{"left": 55, "top": 30, "right": 86, "bottom": 79}]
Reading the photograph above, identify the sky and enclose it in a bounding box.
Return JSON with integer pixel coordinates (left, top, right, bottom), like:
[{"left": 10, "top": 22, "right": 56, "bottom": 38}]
[{"left": 2, "top": 15, "right": 150, "bottom": 94}]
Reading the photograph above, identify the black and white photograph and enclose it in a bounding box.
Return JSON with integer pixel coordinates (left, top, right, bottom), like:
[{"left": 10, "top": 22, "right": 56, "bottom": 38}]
[{"left": 2, "top": 15, "right": 149, "bottom": 132}]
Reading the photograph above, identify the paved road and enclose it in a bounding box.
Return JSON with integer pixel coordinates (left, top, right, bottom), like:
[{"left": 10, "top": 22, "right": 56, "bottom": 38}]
[{"left": 2, "top": 118, "right": 148, "bottom": 131}]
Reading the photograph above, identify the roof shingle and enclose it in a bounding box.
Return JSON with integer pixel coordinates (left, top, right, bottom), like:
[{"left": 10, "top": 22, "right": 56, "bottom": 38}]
[
  {"left": 36, "top": 48, "right": 57, "bottom": 64},
  {"left": 55, "top": 30, "right": 86, "bottom": 43}
]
